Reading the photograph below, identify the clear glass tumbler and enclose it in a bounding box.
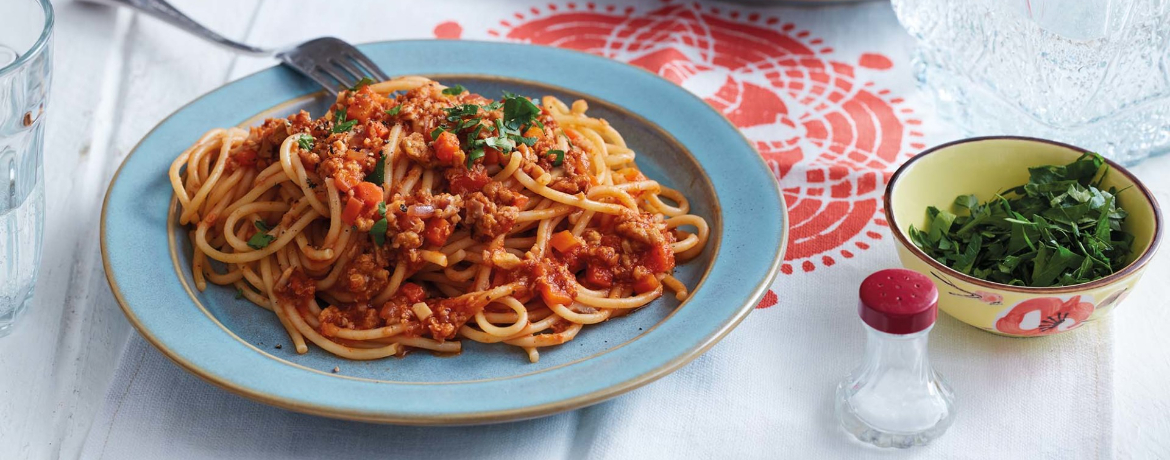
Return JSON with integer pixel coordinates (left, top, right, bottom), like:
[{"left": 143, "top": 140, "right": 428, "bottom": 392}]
[
  {"left": 893, "top": 0, "right": 1170, "bottom": 164},
  {"left": 0, "top": 0, "right": 52, "bottom": 337}
]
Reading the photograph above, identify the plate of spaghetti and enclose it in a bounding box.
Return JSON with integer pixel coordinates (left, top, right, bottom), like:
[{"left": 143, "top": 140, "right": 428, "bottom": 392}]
[{"left": 102, "top": 40, "right": 786, "bottom": 424}]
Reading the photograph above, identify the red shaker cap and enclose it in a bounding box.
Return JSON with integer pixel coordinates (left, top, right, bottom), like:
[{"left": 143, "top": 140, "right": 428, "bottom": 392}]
[{"left": 858, "top": 268, "right": 938, "bottom": 334}]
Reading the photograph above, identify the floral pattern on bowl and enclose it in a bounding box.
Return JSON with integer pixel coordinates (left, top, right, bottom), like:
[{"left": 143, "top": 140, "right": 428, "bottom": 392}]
[{"left": 993, "top": 296, "right": 1095, "bottom": 336}]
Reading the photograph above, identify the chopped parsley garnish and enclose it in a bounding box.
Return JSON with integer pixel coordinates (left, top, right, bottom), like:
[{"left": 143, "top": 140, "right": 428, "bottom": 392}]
[
  {"left": 466, "top": 148, "right": 486, "bottom": 168},
  {"left": 365, "top": 155, "right": 385, "bottom": 184},
  {"left": 349, "top": 77, "right": 376, "bottom": 91},
  {"left": 385, "top": 105, "right": 401, "bottom": 116},
  {"left": 235, "top": 288, "right": 245, "bottom": 300},
  {"left": 441, "top": 84, "right": 467, "bottom": 96},
  {"left": 370, "top": 202, "right": 388, "bottom": 246},
  {"left": 331, "top": 108, "right": 357, "bottom": 133},
  {"left": 247, "top": 220, "right": 276, "bottom": 250},
  {"left": 909, "top": 153, "right": 1134, "bottom": 287},
  {"left": 297, "top": 134, "right": 315, "bottom": 151},
  {"left": 305, "top": 178, "right": 317, "bottom": 189},
  {"left": 502, "top": 92, "right": 541, "bottom": 131},
  {"left": 547, "top": 149, "right": 565, "bottom": 167},
  {"left": 427, "top": 89, "right": 547, "bottom": 170}
]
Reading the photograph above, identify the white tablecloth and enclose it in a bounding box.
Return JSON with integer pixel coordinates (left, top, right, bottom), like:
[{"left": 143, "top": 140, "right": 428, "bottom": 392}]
[{"left": 3, "top": 1, "right": 1169, "bottom": 458}]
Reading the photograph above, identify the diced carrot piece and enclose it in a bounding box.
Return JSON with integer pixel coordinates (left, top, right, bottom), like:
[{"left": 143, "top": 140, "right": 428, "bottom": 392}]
[
  {"left": 524, "top": 126, "right": 542, "bottom": 138},
  {"left": 641, "top": 243, "right": 675, "bottom": 273},
  {"left": 423, "top": 218, "right": 452, "bottom": 247},
  {"left": 433, "top": 131, "right": 462, "bottom": 163},
  {"left": 538, "top": 282, "right": 574, "bottom": 306},
  {"left": 352, "top": 182, "right": 383, "bottom": 207},
  {"left": 341, "top": 196, "right": 365, "bottom": 225},
  {"left": 633, "top": 273, "right": 660, "bottom": 294},
  {"left": 584, "top": 265, "right": 613, "bottom": 289},
  {"left": 334, "top": 173, "right": 359, "bottom": 193},
  {"left": 549, "top": 230, "right": 582, "bottom": 253},
  {"left": 447, "top": 167, "right": 490, "bottom": 194},
  {"left": 345, "top": 86, "right": 382, "bottom": 123},
  {"left": 483, "top": 147, "right": 501, "bottom": 165},
  {"left": 398, "top": 282, "right": 426, "bottom": 303}
]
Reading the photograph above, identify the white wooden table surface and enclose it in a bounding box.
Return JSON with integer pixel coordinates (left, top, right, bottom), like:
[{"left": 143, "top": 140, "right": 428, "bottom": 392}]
[{"left": 1, "top": 1, "right": 1168, "bottom": 458}]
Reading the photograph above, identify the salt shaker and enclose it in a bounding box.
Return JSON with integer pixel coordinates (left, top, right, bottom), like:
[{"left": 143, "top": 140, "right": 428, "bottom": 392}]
[{"left": 835, "top": 268, "right": 955, "bottom": 448}]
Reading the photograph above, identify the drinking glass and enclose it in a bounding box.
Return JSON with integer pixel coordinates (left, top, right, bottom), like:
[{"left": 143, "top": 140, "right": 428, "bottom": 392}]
[
  {"left": 893, "top": 0, "right": 1170, "bottom": 164},
  {"left": 0, "top": 0, "right": 52, "bottom": 337}
]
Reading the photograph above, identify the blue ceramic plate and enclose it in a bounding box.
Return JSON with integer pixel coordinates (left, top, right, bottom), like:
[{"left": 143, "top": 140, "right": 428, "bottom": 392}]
[{"left": 101, "top": 40, "right": 786, "bottom": 424}]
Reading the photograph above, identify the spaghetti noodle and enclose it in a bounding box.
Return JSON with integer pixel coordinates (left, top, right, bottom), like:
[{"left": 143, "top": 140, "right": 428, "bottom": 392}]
[{"left": 170, "top": 77, "right": 709, "bottom": 362}]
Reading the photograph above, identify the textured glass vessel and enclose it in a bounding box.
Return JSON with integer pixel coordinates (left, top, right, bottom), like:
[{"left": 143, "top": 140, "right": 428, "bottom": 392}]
[
  {"left": 0, "top": 0, "right": 52, "bottom": 337},
  {"left": 893, "top": 0, "right": 1170, "bottom": 164}
]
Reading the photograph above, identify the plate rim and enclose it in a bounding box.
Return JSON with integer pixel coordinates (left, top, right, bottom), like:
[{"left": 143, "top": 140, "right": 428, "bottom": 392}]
[{"left": 100, "top": 39, "right": 788, "bottom": 424}]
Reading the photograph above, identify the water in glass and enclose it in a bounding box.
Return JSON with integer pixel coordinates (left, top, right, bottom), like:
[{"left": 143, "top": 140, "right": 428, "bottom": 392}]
[
  {"left": 893, "top": 0, "right": 1170, "bottom": 164},
  {"left": 0, "top": 0, "right": 51, "bottom": 337}
]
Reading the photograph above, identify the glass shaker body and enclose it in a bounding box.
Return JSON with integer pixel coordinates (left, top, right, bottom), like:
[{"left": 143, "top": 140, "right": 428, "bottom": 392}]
[
  {"left": 836, "top": 268, "right": 954, "bottom": 448},
  {"left": 835, "top": 323, "right": 955, "bottom": 448}
]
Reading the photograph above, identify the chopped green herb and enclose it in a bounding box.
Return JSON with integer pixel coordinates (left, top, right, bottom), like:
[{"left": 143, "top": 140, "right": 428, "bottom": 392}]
[
  {"left": 370, "top": 217, "right": 388, "bottom": 246},
  {"left": 385, "top": 105, "right": 401, "bottom": 116},
  {"left": 908, "top": 153, "right": 1133, "bottom": 287},
  {"left": 466, "top": 148, "right": 486, "bottom": 168},
  {"left": 305, "top": 179, "right": 317, "bottom": 189},
  {"left": 247, "top": 220, "right": 276, "bottom": 250},
  {"left": 297, "top": 134, "right": 315, "bottom": 151},
  {"left": 430, "top": 126, "right": 446, "bottom": 140},
  {"left": 365, "top": 155, "right": 385, "bottom": 184},
  {"left": 502, "top": 92, "right": 541, "bottom": 131},
  {"left": 441, "top": 84, "right": 466, "bottom": 96},
  {"left": 235, "top": 288, "right": 245, "bottom": 300},
  {"left": 332, "top": 108, "right": 356, "bottom": 133},
  {"left": 377, "top": 201, "right": 387, "bottom": 218},
  {"left": 547, "top": 149, "right": 565, "bottom": 167},
  {"left": 349, "top": 77, "right": 375, "bottom": 91}
]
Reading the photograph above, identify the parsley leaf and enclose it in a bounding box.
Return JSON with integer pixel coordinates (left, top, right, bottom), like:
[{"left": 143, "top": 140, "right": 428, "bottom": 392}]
[
  {"left": 349, "top": 77, "right": 375, "bottom": 91},
  {"left": 908, "top": 153, "right": 1132, "bottom": 287},
  {"left": 547, "top": 149, "right": 565, "bottom": 167},
  {"left": 502, "top": 92, "right": 541, "bottom": 131},
  {"left": 235, "top": 288, "right": 245, "bottom": 300},
  {"left": 297, "top": 134, "right": 315, "bottom": 151},
  {"left": 466, "top": 148, "right": 485, "bottom": 168},
  {"left": 370, "top": 217, "right": 388, "bottom": 247},
  {"left": 369, "top": 202, "right": 389, "bottom": 246},
  {"left": 441, "top": 84, "right": 466, "bottom": 96},
  {"left": 365, "top": 155, "right": 385, "bottom": 184},
  {"left": 385, "top": 105, "right": 401, "bottom": 116},
  {"left": 247, "top": 220, "right": 276, "bottom": 250},
  {"left": 332, "top": 108, "right": 356, "bottom": 133}
]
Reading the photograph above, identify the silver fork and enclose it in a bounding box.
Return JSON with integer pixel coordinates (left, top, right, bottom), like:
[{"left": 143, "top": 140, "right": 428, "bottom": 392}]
[{"left": 81, "top": 0, "right": 389, "bottom": 96}]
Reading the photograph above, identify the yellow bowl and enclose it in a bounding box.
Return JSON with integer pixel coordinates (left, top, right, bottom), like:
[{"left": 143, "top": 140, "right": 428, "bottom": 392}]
[{"left": 885, "top": 136, "right": 1163, "bottom": 337}]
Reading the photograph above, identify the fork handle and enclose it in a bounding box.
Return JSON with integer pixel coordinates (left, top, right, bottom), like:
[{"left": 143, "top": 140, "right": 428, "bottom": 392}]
[{"left": 81, "top": 0, "right": 273, "bottom": 56}]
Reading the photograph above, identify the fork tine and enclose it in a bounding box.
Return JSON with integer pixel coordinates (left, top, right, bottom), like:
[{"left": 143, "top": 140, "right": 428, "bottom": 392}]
[
  {"left": 305, "top": 67, "right": 341, "bottom": 96},
  {"left": 318, "top": 64, "right": 355, "bottom": 91},
  {"left": 331, "top": 58, "right": 367, "bottom": 87},
  {"left": 346, "top": 51, "right": 389, "bottom": 81}
]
